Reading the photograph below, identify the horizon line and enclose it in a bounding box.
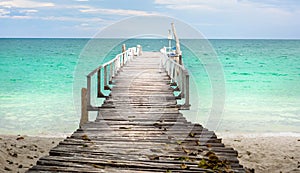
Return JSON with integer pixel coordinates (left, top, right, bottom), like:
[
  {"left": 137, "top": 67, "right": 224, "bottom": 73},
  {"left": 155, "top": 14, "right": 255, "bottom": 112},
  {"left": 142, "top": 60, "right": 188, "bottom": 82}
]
[{"left": 1, "top": 37, "right": 300, "bottom": 40}]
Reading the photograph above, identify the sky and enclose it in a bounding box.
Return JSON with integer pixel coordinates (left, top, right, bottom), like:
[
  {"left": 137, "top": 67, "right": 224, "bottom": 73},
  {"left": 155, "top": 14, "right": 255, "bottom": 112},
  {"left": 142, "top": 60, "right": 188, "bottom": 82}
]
[{"left": 0, "top": 0, "right": 300, "bottom": 38}]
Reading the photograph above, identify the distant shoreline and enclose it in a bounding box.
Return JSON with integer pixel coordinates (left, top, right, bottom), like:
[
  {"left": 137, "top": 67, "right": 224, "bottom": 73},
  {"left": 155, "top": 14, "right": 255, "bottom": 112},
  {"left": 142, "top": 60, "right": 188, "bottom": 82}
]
[{"left": 1, "top": 37, "right": 300, "bottom": 40}]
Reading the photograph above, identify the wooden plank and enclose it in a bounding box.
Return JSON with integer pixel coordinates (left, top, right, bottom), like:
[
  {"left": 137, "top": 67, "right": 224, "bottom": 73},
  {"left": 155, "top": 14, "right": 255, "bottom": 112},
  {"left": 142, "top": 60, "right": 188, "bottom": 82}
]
[{"left": 27, "top": 51, "right": 246, "bottom": 173}]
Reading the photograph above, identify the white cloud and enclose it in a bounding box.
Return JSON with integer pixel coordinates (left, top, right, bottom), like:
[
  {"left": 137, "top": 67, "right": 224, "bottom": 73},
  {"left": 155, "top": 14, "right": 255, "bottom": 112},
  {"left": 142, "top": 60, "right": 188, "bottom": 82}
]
[
  {"left": 155, "top": 0, "right": 234, "bottom": 7},
  {"left": 40, "top": 16, "right": 104, "bottom": 22},
  {"left": 80, "top": 7, "right": 159, "bottom": 16},
  {"left": 154, "top": 0, "right": 299, "bottom": 14},
  {"left": 0, "top": 13, "right": 105, "bottom": 23},
  {"left": 154, "top": 0, "right": 241, "bottom": 12},
  {"left": 241, "top": 0, "right": 300, "bottom": 8},
  {"left": 0, "top": 15, "right": 31, "bottom": 19},
  {"left": 163, "top": 4, "right": 219, "bottom": 11},
  {"left": 154, "top": 0, "right": 300, "bottom": 38},
  {"left": 20, "top": 9, "right": 38, "bottom": 13},
  {"left": 154, "top": 0, "right": 299, "bottom": 25},
  {"left": 0, "top": 8, "right": 10, "bottom": 16},
  {"left": 0, "top": 0, "right": 54, "bottom": 8}
]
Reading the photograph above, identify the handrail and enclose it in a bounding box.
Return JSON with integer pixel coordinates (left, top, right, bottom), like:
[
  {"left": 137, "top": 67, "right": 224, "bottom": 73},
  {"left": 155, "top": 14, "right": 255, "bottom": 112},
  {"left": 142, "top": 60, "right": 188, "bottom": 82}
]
[
  {"left": 80, "top": 45, "right": 142, "bottom": 127},
  {"left": 80, "top": 43, "right": 189, "bottom": 128},
  {"left": 160, "top": 47, "right": 190, "bottom": 110}
]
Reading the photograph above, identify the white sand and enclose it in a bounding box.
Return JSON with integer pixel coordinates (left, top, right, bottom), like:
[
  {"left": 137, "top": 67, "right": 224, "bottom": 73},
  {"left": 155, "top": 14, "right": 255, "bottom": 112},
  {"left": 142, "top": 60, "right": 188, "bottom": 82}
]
[
  {"left": 1, "top": 133, "right": 300, "bottom": 172},
  {"left": 218, "top": 133, "right": 300, "bottom": 173},
  {"left": 0, "top": 135, "right": 62, "bottom": 173}
]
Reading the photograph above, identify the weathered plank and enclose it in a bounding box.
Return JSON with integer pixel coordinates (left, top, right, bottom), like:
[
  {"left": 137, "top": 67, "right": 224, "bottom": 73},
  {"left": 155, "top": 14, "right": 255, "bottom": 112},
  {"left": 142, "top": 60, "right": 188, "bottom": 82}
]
[{"left": 27, "top": 52, "right": 246, "bottom": 173}]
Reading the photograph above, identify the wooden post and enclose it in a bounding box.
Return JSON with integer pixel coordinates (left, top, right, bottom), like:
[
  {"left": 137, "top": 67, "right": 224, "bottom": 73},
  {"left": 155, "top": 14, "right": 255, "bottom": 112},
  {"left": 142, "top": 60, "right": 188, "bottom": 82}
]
[
  {"left": 87, "top": 76, "right": 91, "bottom": 107},
  {"left": 112, "top": 60, "right": 116, "bottom": 77},
  {"left": 171, "top": 23, "right": 181, "bottom": 56},
  {"left": 115, "top": 58, "right": 119, "bottom": 73},
  {"left": 185, "top": 72, "right": 190, "bottom": 108},
  {"left": 97, "top": 68, "right": 106, "bottom": 98},
  {"left": 140, "top": 45, "right": 142, "bottom": 55},
  {"left": 80, "top": 88, "right": 88, "bottom": 127},
  {"left": 97, "top": 68, "right": 101, "bottom": 97},
  {"left": 179, "top": 55, "right": 182, "bottom": 65},
  {"left": 137, "top": 45, "right": 142, "bottom": 56},
  {"left": 168, "top": 29, "right": 172, "bottom": 51},
  {"left": 170, "top": 63, "right": 177, "bottom": 86},
  {"left": 118, "top": 56, "right": 121, "bottom": 71},
  {"left": 122, "top": 44, "right": 126, "bottom": 66},
  {"left": 109, "top": 63, "right": 113, "bottom": 84},
  {"left": 131, "top": 48, "right": 134, "bottom": 59},
  {"left": 134, "top": 47, "right": 137, "bottom": 56},
  {"left": 171, "top": 23, "right": 182, "bottom": 65},
  {"left": 104, "top": 65, "right": 111, "bottom": 90},
  {"left": 180, "top": 70, "right": 190, "bottom": 110}
]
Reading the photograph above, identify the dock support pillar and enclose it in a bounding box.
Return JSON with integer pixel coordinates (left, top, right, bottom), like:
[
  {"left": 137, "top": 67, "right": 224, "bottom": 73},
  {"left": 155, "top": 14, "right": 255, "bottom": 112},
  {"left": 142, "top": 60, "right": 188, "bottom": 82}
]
[{"left": 80, "top": 88, "right": 88, "bottom": 127}]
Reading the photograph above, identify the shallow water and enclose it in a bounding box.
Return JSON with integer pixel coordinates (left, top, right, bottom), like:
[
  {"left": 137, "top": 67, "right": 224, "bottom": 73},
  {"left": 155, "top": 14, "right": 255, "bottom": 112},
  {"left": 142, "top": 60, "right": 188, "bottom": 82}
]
[{"left": 0, "top": 38, "right": 299, "bottom": 135}]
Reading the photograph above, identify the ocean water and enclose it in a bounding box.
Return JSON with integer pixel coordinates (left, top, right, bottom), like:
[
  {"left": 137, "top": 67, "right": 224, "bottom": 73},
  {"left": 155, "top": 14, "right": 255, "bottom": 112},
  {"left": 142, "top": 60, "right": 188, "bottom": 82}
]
[
  {"left": 0, "top": 38, "right": 299, "bottom": 136},
  {"left": 210, "top": 40, "right": 300, "bottom": 133}
]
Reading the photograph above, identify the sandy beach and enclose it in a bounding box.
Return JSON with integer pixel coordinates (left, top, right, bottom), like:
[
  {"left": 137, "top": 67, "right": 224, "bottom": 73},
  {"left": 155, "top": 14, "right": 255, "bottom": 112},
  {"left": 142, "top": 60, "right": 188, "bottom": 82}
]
[
  {"left": 0, "top": 135, "right": 62, "bottom": 173},
  {"left": 219, "top": 133, "right": 300, "bottom": 173},
  {"left": 0, "top": 134, "right": 299, "bottom": 173}
]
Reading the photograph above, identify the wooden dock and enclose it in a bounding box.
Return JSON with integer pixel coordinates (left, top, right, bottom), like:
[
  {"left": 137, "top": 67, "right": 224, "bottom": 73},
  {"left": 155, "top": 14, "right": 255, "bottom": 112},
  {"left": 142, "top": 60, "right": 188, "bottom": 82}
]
[{"left": 27, "top": 47, "right": 247, "bottom": 172}]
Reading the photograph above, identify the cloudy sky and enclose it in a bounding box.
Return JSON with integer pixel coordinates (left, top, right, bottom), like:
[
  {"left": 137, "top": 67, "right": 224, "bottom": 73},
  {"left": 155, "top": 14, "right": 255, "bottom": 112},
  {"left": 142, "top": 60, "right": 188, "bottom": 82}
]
[{"left": 0, "top": 0, "right": 299, "bottom": 38}]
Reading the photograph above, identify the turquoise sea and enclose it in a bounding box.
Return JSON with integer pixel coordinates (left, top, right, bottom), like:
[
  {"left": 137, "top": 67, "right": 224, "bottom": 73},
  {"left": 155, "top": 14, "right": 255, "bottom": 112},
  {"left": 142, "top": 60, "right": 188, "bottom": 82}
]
[{"left": 0, "top": 38, "right": 299, "bottom": 136}]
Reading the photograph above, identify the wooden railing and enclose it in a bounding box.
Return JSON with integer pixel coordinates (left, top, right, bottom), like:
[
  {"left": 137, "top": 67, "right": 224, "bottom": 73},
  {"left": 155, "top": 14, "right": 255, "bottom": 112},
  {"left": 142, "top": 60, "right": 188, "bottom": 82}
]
[
  {"left": 80, "top": 43, "right": 190, "bottom": 127},
  {"left": 160, "top": 47, "right": 190, "bottom": 110},
  {"left": 80, "top": 45, "right": 142, "bottom": 126}
]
